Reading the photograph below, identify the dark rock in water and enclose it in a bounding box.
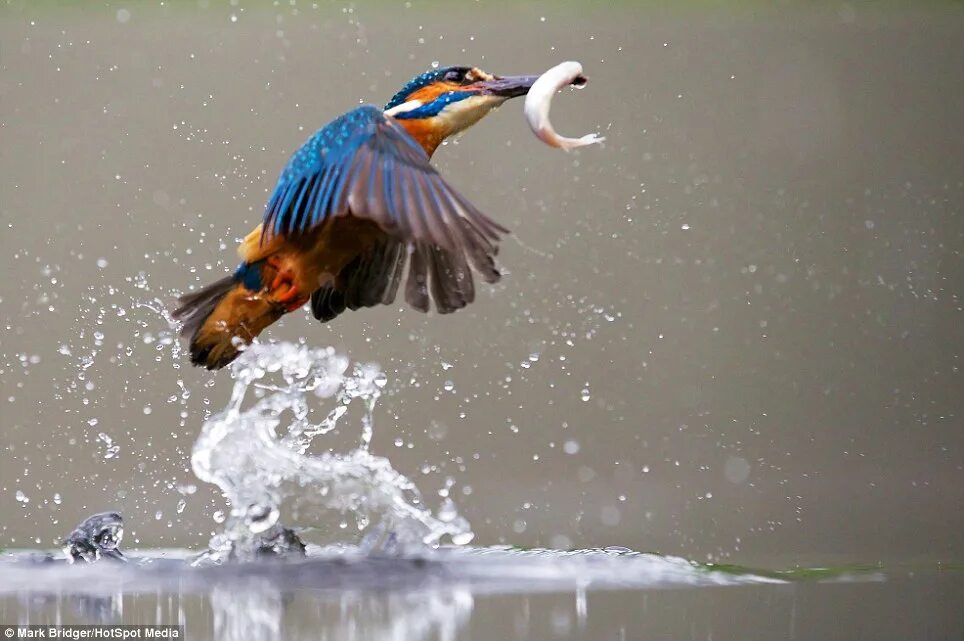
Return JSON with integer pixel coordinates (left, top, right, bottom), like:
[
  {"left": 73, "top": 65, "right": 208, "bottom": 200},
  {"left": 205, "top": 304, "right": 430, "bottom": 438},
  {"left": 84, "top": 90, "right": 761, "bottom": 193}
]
[
  {"left": 254, "top": 525, "right": 307, "bottom": 559},
  {"left": 64, "top": 512, "right": 126, "bottom": 563}
]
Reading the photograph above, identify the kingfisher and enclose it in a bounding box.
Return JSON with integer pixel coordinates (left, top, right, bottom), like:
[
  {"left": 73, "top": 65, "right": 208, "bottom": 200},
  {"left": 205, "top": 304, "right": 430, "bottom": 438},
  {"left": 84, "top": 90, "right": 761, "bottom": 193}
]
[{"left": 173, "top": 66, "right": 551, "bottom": 370}]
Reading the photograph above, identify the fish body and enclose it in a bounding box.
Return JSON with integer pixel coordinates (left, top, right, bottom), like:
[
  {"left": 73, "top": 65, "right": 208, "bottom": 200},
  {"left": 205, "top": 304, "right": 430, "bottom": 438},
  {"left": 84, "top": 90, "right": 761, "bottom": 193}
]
[{"left": 524, "top": 61, "right": 605, "bottom": 151}]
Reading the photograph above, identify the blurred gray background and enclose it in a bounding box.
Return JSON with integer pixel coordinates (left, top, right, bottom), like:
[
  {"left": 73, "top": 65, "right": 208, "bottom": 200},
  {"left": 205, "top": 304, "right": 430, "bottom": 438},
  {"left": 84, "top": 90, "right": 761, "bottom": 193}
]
[{"left": 1, "top": 1, "right": 962, "bottom": 566}]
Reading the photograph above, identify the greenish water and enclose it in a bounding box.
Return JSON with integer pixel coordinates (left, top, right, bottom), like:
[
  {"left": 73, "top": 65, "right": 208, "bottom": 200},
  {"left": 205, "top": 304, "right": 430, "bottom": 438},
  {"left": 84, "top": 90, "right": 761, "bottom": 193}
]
[{"left": 2, "top": 547, "right": 962, "bottom": 641}]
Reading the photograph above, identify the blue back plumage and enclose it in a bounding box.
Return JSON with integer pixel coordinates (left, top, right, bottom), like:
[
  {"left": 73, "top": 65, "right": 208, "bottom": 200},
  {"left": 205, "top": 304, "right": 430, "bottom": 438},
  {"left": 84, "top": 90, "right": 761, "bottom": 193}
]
[{"left": 262, "top": 105, "right": 428, "bottom": 238}]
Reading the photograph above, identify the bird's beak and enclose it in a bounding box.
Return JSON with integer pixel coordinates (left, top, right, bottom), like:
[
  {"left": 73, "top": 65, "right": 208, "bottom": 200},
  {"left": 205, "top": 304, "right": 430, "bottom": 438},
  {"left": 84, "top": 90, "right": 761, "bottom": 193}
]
[
  {"left": 476, "top": 73, "right": 588, "bottom": 99},
  {"left": 475, "top": 75, "right": 541, "bottom": 98}
]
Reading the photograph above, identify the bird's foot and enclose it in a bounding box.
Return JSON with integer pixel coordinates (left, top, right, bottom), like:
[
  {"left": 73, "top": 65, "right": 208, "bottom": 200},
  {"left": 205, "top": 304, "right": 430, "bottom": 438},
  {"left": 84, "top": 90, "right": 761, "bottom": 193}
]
[
  {"left": 281, "top": 292, "right": 310, "bottom": 312},
  {"left": 266, "top": 257, "right": 309, "bottom": 311}
]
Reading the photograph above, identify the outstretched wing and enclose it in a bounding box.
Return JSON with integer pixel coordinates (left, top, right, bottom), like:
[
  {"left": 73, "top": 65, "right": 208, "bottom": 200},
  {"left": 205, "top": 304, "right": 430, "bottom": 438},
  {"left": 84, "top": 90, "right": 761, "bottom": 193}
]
[
  {"left": 308, "top": 231, "right": 496, "bottom": 322},
  {"left": 262, "top": 105, "right": 506, "bottom": 268}
]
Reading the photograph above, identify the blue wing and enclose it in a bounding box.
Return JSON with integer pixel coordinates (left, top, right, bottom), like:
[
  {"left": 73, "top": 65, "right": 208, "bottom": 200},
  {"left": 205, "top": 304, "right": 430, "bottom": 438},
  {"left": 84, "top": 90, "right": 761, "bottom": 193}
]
[{"left": 262, "top": 105, "right": 506, "bottom": 257}]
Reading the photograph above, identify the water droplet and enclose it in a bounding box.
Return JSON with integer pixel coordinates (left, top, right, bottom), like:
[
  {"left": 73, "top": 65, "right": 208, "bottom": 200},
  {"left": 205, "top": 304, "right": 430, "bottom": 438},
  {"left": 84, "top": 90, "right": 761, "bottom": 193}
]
[
  {"left": 427, "top": 420, "right": 447, "bottom": 441},
  {"left": 724, "top": 456, "right": 751, "bottom": 484},
  {"left": 550, "top": 534, "right": 572, "bottom": 550},
  {"left": 244, "top": 504, "right": 279, "bottom": 534},
  {"left": 451, "top": 531, "right": 474, "bottom": 545},
  {"left": 438, "top": 498, "right": 458, "bottom": 522},
  {"left": 600, "top": 505, "right": 621, "bottom": 526},
  {"left": 97, "top": 433, "right": 120, "bottom": 459}
]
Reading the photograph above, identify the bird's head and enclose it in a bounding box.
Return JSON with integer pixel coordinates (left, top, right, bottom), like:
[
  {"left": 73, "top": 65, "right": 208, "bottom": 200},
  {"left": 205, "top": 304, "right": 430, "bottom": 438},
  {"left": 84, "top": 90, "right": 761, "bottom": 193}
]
[{"left": 384, "top": 65, "right": 538, "bottom": 155}]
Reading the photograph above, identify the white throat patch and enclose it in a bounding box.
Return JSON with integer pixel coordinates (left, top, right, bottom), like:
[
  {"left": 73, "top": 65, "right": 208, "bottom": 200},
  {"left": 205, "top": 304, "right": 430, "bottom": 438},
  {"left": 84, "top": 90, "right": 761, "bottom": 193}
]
[{"left": 437, "top": 95, "right": 506, "bottom": 133}]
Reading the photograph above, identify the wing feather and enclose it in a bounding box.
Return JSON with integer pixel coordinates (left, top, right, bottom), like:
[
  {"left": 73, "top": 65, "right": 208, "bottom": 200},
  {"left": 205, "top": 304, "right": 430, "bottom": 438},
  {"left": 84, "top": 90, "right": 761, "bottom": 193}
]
[
  {"left": 381, "top": 242, "right": 406, "bottom": 305},
  {"left": 405, "top": 244, "right": 430, "bottom": 312},
  {"left": 264, "top": 104, "right": 505, "bottom": 316}
]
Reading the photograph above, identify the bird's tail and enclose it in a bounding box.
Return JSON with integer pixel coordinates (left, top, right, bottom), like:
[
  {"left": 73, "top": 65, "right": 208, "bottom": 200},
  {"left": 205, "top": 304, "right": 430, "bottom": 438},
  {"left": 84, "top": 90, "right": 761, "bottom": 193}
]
[{"left": 171, "top": 270, "right": 285, "bottom": 370}]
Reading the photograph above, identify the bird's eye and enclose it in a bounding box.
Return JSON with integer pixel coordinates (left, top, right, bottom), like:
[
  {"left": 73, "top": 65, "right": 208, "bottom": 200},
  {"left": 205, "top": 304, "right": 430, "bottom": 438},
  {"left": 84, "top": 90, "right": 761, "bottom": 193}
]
[{"left": 443, "top": 70, "right": 463, "bottom": 82}]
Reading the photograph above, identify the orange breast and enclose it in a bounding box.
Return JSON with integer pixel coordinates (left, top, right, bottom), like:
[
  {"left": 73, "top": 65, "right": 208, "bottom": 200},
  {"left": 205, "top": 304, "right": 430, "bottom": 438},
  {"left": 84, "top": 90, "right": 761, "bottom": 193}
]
[{"left": 396, "top": 118, "right": 444, "bottom": 157}]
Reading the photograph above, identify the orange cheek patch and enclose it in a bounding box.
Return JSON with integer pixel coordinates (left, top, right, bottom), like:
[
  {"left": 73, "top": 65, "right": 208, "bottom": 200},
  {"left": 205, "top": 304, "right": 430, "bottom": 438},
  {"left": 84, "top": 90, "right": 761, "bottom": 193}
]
[{"left": 407, "top": 81, "right": 463, "bottom": 104}]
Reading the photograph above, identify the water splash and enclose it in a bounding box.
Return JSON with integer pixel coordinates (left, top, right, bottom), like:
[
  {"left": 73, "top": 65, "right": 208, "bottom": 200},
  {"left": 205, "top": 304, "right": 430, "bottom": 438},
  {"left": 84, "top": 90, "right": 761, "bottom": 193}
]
[{"left": 191, "top": 341, "right": 473, "bottom": 561}]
